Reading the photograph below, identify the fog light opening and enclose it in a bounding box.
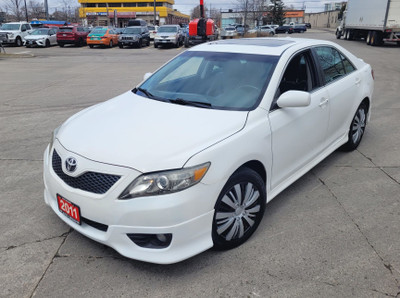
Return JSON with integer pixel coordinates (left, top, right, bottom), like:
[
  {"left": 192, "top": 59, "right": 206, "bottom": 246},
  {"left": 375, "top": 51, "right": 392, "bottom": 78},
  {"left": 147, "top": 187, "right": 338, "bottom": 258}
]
[{"left": 127, "top": 233, "right": 172, "bottom": 249}]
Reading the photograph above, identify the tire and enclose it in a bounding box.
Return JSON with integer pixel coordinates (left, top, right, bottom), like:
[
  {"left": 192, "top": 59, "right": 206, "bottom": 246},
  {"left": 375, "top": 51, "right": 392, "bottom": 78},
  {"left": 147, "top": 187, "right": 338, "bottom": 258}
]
[
  {"left": 118, "top": 43, "right": 123, "bottom": 48},
  {"left": 15, "top": 37, "right": 22, "bottom": 47},
  {"left": 89, "top": 44, "right": 94, "bottom": 48},
  {"left": 59, "top": 43, "right": 64, "bottom": 47},
  {"left": 137, "top": 39, "right": 142, "bottom": 48},
  {"left": 340, "top": 103, "right": 368, "bottom": 151},
  {"left": 154, "top": 43, "right": 158, "bottom": 48},
  {"left": 146, "top": 38, "right": 150, "bottom": 46},
  {"left": 45, "top": 39, "right": 50, "bottom": 47},
  {"left": 344, "top": 30, "right": 349, "bottom": 40},
  {"left": 212, "top": 168, "right": 266, "bottom": 250},
  {"left": 109, "top": 40, "right": 113, "bottom": 48},
  {"left": 175, "top": 40, "right": 179, "bottom": 48},
  {"left": 336, "top": 30, "right": 341, "bottom": 39}
]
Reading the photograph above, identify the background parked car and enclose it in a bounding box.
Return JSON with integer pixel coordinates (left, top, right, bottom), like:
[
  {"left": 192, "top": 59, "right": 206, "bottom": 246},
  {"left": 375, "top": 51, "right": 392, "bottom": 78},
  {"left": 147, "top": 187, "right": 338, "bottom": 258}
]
[
  {"left": 259, "top": 25, "right": 275, "bottom": 35},
  {"left": 118, "top": 26, "right": 150, "bottom": 48},
  {"left": 220, "top": 26, "right": 237, "bottom": 39},
  {"left": 293, "top": 24, "right": 307, "bottom": 33},
  {"left": 24, "top": 27, "right": 57, "bottom": 47},
  {"left": 275, "top": 25, "right": 294, "bottom": 34},
  {"left": 87, "top": 27, "right": 119, "bottom": 48},
  {"left": 0, "top": 21, "right": 33, "bottom": 46},
  {"left": 154, "top": 25, "right": 182, "bottom": 48},
  {"left": 57, "top": 26, "right": 89, "bottom": 47},
  {"left": 147, "top": 25, "right": 158, "bottom": 40}
]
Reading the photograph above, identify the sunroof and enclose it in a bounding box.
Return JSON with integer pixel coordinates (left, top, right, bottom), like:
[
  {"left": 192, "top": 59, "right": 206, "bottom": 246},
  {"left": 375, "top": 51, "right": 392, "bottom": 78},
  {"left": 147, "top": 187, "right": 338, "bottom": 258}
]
[{"left": 215, "top": 38, "right": 295, "bottom": 47}]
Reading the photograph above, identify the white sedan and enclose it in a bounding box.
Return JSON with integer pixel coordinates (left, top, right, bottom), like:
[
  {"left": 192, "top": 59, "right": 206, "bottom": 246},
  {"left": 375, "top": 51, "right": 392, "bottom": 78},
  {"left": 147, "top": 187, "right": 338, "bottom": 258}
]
[
  {"left": 43, "top": 38, "right": 374, "bottom": 264},
  {"left": 25, "top": 27, "right": 58, "bottom": 47}
]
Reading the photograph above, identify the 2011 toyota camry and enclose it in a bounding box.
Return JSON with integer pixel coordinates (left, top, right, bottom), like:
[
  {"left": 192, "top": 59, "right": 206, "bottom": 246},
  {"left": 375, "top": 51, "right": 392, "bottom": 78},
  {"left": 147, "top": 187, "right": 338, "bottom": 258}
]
[{"left": 43, "top": 38, "right": 374, "bottom": 264}]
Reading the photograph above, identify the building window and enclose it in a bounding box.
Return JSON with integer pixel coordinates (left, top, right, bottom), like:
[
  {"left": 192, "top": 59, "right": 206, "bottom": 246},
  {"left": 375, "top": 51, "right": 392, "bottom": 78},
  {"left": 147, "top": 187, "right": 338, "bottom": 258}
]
[
  {"left": 156, "top": 2, "right": 163, "bottom": 6},
  {"left": 138, "top": 2, "right": 148, "bottom": 7},
  {"left": 124, "top": 3, "right": 136, "bottom": 6},
  {"left": 98, "top": 3, "right": 106, "bottom": 7},
  {"left": 109, "top": 3, "right": 121, "bottom": 7}
]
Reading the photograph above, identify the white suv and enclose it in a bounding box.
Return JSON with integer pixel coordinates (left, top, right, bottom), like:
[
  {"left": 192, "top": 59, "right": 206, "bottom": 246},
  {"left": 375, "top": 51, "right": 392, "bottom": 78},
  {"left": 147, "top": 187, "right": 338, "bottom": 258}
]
[{"left": 0, "top": 22, "right": 33, "bottom": 46}]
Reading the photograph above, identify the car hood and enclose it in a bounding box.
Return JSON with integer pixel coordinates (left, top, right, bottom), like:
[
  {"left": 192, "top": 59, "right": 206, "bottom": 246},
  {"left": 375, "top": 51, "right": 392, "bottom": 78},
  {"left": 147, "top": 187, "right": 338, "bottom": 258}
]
[
  {"left": 57, "top": 91, "right": 248, "bottom": 173},
  {"left": 25, "top": 34, "right": 49, "bottom": 40}
]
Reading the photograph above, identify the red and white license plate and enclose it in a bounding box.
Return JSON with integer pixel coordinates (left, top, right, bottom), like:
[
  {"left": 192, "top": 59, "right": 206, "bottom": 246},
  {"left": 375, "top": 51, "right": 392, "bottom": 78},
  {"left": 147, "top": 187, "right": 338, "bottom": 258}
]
[{"left": 57, "top": 194, "right": 81, "bottom": 225}]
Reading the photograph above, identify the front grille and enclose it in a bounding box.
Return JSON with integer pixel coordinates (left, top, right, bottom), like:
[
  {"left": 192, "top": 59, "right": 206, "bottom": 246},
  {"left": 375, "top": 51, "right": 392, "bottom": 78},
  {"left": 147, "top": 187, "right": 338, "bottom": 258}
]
[
  {"left": 122, "top": 36, "right": 133, "bottom": 40},
  {"left": 52, "top": 150, "right": 121, "bottom": 194}
]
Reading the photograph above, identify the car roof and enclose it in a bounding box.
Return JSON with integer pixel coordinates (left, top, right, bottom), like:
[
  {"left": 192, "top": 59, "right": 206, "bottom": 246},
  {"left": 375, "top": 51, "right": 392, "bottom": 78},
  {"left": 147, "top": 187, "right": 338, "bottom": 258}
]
[{"left": 189, "top": 38, "right": 335, "bottom": 56}]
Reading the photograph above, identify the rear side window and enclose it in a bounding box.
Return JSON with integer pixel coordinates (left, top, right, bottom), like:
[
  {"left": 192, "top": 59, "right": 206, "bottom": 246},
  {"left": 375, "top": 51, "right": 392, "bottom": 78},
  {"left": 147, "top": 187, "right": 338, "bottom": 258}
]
[{"left": 314, "top": 47, "right": 356, "bottom": 84}]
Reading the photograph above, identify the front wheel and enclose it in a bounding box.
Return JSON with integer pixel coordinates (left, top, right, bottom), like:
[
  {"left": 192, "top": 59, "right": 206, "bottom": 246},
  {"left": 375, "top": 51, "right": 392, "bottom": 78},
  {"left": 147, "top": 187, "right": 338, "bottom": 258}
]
[
  {"left": 15, "top": 37, "right": 22, "bottom": 47},
  {"left": 340, "top": 103, "right": 368, "bottom": 151},
  {"left": 212, "top": 168, "right": 266, "bottom": 250},
  {"left": 45, "top": 39, "right": 50, "bottom": 47}
]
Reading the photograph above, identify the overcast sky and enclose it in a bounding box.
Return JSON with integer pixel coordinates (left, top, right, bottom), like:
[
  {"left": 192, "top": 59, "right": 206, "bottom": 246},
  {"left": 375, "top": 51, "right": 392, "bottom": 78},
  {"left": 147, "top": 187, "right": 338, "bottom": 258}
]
[{"left": 173, "top": 0, "right": 340, "bottom": 15}]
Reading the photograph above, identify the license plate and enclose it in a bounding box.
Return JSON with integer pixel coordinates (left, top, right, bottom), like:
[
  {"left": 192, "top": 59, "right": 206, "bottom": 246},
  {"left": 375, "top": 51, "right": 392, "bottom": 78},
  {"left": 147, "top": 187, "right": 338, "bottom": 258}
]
[
  {"left": 63, "top": 34, "right": 66, "bottom": 36},
  {"left": 57, "top": 194, "right": 81, "bottom": 225},
  {"left": 162, "top": 40, "right": 167, "bottom": 43},
  {"left": 91, "top": 37, "right": 100, "bottom": 40}
]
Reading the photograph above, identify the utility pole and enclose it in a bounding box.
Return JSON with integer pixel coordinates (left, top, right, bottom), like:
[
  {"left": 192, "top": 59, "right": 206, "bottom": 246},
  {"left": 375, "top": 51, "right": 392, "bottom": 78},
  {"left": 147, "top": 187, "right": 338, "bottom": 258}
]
[
  {"left": 44, "top": 0, "right": 49, "bottom": 20},
  {"left": 153, "top": 0, "right": 156, "bottom": 25},
  {"left": 24, "top": 0, "right": 28, "bottom": 22}
]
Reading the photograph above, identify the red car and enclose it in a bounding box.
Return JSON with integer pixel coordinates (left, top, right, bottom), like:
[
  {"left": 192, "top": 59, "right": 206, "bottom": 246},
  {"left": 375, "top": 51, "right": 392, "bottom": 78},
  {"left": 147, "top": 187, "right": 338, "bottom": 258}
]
[{"left": 57, "top": 26, "right": 89, "bottom": 47}]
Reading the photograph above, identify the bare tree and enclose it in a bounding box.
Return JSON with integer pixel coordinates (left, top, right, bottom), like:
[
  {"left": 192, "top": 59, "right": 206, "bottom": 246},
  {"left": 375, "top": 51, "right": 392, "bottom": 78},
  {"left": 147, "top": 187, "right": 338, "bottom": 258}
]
[
  {"left": 190, "top": 3, "right": 208, "bottom": 19},
  {"left": 2, "top": 0, "right": 23, "bottom": 21},
  {"left": 28, "top": 0, "right": 44, "bottom": 19}
]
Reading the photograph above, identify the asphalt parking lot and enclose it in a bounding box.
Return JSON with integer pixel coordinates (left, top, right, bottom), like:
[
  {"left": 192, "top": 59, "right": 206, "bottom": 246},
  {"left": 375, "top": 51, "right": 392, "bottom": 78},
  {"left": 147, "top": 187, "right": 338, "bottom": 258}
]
[{"left": 1, "top": 30, "right": 399, "bottom": 297}]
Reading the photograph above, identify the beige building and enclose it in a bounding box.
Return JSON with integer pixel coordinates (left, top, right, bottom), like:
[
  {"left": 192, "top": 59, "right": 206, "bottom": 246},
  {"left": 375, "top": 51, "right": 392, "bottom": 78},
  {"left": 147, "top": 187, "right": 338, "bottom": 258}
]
[{"left": 304, "top": 10, "right": 340, "bottom": 28}]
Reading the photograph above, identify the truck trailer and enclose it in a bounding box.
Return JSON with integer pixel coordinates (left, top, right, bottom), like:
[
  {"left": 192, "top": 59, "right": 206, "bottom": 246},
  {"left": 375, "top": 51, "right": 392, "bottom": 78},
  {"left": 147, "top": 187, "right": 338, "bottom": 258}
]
[{"left": 336, "top": 0, "right": 400, "bottom": 46}]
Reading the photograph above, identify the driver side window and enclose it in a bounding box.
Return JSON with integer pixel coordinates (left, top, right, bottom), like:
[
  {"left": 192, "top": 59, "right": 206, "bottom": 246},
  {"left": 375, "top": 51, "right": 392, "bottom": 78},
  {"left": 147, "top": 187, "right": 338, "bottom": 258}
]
[{"left": 272, "top": 51, "right": 317, "bottom": 110}]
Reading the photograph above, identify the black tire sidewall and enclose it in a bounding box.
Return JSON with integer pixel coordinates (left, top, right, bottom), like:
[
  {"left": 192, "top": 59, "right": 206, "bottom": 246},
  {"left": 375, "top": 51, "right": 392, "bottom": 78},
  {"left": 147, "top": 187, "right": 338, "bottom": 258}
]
[{"left": 212, "top": 168, "right": 266, "bottom": 250}]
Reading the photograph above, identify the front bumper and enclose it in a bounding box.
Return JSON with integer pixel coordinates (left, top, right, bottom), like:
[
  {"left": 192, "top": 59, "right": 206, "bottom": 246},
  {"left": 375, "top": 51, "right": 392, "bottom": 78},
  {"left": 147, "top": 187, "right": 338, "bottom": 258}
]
[
  {"left": 24, "top": 39, "right": 45, "bottom": 47},
  {"left": 43, "top": 143, "right": 219, "bottom": 264},
  {"left": 154, "top": 38, "right": 177, "bottom": 45}
]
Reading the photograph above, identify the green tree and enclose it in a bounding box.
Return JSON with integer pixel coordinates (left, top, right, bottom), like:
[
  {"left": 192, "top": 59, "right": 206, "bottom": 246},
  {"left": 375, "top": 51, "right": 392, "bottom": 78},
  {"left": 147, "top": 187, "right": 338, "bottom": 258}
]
[{"left": 270, "top": 0, "right": 285, "bottom": 25}]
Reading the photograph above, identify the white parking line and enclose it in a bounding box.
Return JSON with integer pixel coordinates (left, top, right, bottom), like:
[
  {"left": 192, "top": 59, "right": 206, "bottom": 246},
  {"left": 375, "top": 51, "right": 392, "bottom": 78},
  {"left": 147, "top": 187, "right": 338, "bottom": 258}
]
[{"left": 15, "top": 51, "right": 32, "bottom": 54}]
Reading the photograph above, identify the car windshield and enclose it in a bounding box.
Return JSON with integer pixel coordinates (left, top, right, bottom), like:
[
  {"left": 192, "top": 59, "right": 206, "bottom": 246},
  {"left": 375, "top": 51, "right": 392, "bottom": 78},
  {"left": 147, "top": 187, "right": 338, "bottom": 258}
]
[
  {"left": 225, "top": 27, "right": 235, "bottom": 31},
  {"left": 124, "top": 28, "right": 141, "bottom": 34},
  {"left": 158, "top": 26, "right": 177, "bottom": 33},
  {"left": 1, "top": 24, "right": 20, "bottom": 30},
  {"left": 59, "top": 27, "right": 73, "bottom": 32},
  {"left": 148, "top": 26, "right": 155, "bottom": 30},
  {"left": 137, "top": 51, "right": 278, "bottom": 111},
  {"left": 91, "top": 28, "right": 107, "bottom": 34},
  {"left": 31, "top": 29, "right": 49, "bottom": 35}
]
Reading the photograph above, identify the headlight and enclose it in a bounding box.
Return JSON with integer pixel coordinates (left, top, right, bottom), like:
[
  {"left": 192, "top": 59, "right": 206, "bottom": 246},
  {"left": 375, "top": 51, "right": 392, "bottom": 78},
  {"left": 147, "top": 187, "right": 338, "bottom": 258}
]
[{"left": 119, "top": 162, "right": 210, "bottom": 199}]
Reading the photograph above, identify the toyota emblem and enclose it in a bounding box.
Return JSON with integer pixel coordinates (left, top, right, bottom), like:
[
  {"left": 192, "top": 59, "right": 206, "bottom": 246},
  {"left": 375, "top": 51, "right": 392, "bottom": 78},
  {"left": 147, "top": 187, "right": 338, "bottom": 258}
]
[{"left": 65, "top": 157, "right": 77, "bottom": 172}]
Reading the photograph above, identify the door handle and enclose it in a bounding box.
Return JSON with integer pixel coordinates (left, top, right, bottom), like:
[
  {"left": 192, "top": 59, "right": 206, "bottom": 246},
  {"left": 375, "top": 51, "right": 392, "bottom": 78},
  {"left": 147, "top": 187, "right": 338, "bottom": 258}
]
[
  {"left": 355, "top": 78, "right": 361, "bottom": 86},
  {"left": 319, "top": 98, "right": 329, "bottom": 107}
]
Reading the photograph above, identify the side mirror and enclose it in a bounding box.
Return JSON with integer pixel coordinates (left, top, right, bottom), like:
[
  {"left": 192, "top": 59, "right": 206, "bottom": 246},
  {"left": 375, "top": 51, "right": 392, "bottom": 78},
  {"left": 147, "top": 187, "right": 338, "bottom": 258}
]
[
  {"left": 143, "top": 72, "right": 152, "bottom": 80},
  {"left": 277, "top": 90, "right": 311, "bottom": 108}
]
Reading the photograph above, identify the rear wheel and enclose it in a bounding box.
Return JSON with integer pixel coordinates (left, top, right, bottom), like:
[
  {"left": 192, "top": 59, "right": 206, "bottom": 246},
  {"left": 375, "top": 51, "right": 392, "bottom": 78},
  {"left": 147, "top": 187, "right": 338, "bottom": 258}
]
[
  {"left": 137, "top": 39, "right": 142, "bottom": 48},
  {"left": 118, "top": 43, "right": 123, "bottom": 48},
  {"left": 146, "top": 38, "right": 150, "bottom": 46},
  {"left": 154, "top": 43, "right": 158, "bottom": 48},
  {"left": 58, "top": 43, "right": 64, "bottom": 47},
  {"left": 340, "top": 103, "right": 368, "bottom": 151},
  {"left": 212, "top": 168, "right": 266, "bottom": 250},
  {"left": 336, "top": 30, "right": 341, "bottom": 39},
  {"left": 89, "top": 44, "right": 94, "bottom": 48},
  {"left": 366, "top": 31, "right": 372, "bottom": 45},
  {"left": 109, "top": 40, "right": 113, "bottom": 48}
]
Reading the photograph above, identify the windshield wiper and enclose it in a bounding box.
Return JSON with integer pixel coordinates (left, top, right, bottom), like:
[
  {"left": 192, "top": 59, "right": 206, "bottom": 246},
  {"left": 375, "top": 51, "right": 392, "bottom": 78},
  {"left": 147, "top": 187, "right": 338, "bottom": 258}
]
[
  {"left": 169, "top": 98, "right": 212, "bottom": 108},
  {"left": 133, "top": 87, "right": 156, "bottom": 99}
]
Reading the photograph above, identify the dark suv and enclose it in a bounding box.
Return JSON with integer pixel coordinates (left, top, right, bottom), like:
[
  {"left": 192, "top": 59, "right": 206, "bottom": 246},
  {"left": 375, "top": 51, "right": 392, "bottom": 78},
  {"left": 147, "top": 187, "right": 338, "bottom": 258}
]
[
  {"left": 118, "top": 26, "right": 150, "bottom": 48},
  {"left": 57, "top": 26, "right": 89, "bottom": 47}
]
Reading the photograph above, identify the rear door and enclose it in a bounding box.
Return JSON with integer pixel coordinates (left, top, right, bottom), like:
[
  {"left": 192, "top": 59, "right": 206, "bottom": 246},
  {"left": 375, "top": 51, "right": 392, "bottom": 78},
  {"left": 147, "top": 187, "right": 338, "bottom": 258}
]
[{"left": 312, "top": 46, "right": 361, "bottom": 147}]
